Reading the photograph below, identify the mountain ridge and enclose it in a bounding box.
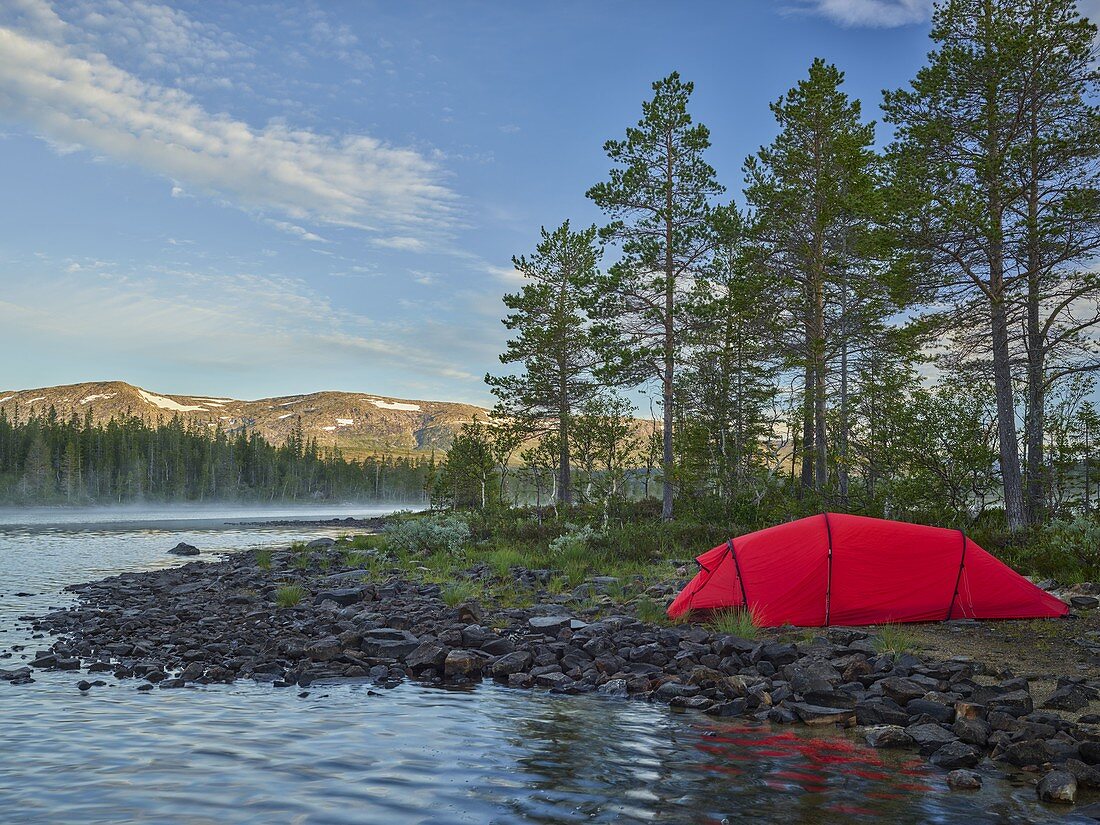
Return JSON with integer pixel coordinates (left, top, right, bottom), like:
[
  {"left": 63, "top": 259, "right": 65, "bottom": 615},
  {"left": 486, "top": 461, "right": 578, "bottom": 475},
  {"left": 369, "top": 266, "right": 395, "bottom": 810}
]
[{"left": 0, "top": 380, "right": 487, "bottom": 459}]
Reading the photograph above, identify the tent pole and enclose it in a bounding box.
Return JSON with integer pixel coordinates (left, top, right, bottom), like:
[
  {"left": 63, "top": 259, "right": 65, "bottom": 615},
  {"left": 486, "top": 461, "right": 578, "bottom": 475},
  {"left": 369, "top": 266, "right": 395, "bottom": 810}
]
[
  {"left": 823, "top": 512, "right": 834, "bottom": 627},
  {"left": 946, "top": 531, "right": 968, "bottom": 621},
  {"left": 727, "top": 538, "right": 749, "bottom": 608}
]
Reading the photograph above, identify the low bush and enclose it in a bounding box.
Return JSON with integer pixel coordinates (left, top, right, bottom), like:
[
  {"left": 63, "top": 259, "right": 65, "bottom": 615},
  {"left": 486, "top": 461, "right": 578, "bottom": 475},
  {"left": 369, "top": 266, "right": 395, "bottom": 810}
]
[{"left": 384, "top": 514, "right": 471, "bottom": 557}]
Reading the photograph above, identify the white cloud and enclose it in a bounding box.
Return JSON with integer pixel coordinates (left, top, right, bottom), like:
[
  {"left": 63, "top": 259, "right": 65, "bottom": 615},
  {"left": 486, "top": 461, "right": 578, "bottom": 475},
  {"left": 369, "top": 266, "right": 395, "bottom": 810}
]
[
  {"left": 0, "top": 264, "right": 477, "bottom": 383},
  {"left": 0, "top": 1, "right": 457, "bottom": 237},
  {"left": 373, "top": 235, "right": 428, "bottom": 251},
  {"left": 787, "top": 0, "right": 932, "bottom": 27},
  {"left": 265, "top": 219, "right": 328, "bottom": 243},
  {"left": 487, "top": 263, "right": 525, "bottom": 284}
]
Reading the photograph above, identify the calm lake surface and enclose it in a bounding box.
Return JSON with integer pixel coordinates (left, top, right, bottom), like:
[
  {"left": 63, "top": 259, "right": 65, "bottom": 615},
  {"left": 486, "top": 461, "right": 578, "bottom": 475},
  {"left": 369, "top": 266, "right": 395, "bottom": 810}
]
[{"left": 0, "top": 506, "right": 1088, "bottom": 823}]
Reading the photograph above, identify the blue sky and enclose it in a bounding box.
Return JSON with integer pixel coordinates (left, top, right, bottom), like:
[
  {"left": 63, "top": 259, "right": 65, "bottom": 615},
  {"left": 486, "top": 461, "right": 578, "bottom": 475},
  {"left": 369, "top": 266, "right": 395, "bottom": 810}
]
[{"left": 0, "top": 0, "right": 1074, "bottom": 405}]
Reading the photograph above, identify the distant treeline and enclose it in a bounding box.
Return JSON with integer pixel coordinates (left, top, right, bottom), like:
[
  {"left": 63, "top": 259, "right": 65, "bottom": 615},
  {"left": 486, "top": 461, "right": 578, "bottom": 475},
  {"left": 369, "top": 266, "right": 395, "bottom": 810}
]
[{"left": 0, "top": 407, "right": 432, "bottom": 504}]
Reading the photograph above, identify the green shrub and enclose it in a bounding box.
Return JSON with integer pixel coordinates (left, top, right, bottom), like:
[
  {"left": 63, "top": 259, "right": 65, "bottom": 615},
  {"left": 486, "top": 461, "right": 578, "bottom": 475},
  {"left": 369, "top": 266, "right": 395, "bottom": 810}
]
[
  {"left": 255, "top": 548, "right": 273, "bottom": 571},
  {"left": 291, "top": 552, "right": 311, "bottom": 570},
  {"left": 275, "top": 584, "right": 307, "bottom": 608},
  {"left": 384, "top": 514, "right": 470, "bottom": 557}
]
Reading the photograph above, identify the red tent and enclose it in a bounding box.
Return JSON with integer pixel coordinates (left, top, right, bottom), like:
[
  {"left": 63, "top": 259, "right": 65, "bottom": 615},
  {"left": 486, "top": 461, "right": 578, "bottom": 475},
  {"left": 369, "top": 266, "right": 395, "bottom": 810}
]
[{"left": 667, "top": 513, "right": 1068, "bottom": 626}]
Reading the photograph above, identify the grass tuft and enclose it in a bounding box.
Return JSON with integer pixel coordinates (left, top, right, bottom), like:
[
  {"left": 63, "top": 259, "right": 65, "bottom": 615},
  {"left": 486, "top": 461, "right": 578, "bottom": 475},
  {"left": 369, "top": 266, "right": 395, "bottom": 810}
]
[
  {"left": 441, "top": 580, "right": 480, "bottom": 607},
  {"left": 708, "top": 606, "right": 761, "bottom": 639},
  {"left": 275, "top": 584, "right": 308, "bottom": 608},
  {"left": 635, "top": 595, "right": 671, "bottom": 625},
  {"left": 255, "top": 548, "right": 273, "bottom": 571},
  {"left": 872, "top": 624, "right": 917, "bottom": 656}
]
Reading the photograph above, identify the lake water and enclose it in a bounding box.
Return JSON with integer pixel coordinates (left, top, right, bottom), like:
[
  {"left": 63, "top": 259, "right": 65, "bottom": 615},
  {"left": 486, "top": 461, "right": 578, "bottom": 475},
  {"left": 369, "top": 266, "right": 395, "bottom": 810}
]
[{"left": 0, "top": 506, "right": 1088, "bottom": 823}]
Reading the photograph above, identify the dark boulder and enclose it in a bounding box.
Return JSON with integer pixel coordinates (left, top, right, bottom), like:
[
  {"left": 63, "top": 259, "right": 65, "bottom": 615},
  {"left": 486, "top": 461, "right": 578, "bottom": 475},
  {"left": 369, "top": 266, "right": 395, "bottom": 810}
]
[
  {"left": 929, "top": 741, "right": 981, "bottom": 769},
  {"left": 168, "top": 542, "right": 200, "bottom": 556}
]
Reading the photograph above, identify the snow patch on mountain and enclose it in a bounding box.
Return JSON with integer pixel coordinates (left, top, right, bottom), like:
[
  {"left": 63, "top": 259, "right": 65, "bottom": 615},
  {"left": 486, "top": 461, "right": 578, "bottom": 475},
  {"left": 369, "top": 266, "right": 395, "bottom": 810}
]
[
  {"left": 137, "top": 389, "right": 207, "bottom": 412},
  {"left": 371, "top": 400, "right": 420, "bottom": 412},
  {"left": 80, "top": 393, "right": 117, "bottom": 405}
]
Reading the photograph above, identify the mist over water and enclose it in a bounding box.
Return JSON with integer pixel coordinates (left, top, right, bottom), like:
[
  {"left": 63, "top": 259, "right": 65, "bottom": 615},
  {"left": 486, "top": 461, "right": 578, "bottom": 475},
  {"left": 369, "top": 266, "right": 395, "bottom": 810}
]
[{"left": 0, "top": 506, "right": 1086, "bottom": 823}]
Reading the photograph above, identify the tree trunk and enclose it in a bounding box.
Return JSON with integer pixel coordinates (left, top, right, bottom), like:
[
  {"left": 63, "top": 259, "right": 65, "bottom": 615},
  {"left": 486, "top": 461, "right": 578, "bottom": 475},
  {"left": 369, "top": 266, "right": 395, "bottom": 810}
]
[
  {"left": 661, "top": 134, "right": 676, "bottom": 522},
  {"left": 991, "top": 287, "right": 1026, "bottom": 531},
  {"left": 1023, "top": 101, "right": 1045, "bottom": 525},
  {"left": 800, "top": 360, "right": 814, "bottom": 492},
  {"left": 558, "top": 379, "right": 572, "bottom": 508},
  {"left": 813, "top": 275, "right": 828, "bottom": 492}
]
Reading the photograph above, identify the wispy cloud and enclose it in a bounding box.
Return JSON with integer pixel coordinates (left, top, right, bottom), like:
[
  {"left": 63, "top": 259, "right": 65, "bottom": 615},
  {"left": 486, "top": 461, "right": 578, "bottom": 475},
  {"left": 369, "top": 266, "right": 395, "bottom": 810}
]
[
  {"left": 0, "top": 0, "right": 457, "bottom": 238},
  {"left": 0, "top": 263, "right": 479, "bottom": 383},
  {"left": 785, "top": 0, "right": 932, "bottom": 28}
]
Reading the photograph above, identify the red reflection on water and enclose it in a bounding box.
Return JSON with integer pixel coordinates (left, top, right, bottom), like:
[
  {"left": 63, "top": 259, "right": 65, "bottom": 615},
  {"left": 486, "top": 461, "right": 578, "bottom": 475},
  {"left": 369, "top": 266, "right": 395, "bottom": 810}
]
[
  {"left": 693, "top": 721, "right": 932, "bottom": 797},
  {"left": 825, "top": 803, "right": 880, "bottom": 816}
]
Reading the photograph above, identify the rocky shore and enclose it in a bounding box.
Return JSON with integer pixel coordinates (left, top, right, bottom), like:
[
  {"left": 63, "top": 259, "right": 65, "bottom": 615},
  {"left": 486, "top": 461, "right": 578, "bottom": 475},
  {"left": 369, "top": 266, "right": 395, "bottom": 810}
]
[{"left": 6, "top": 539, "right": 1100, "bottom": 809}]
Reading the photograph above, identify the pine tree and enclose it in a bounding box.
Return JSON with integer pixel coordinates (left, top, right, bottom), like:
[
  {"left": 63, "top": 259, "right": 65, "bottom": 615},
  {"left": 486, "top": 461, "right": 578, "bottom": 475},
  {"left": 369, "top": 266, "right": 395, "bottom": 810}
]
[
  {"left": 883, "top": 0, "right": 1040, "bottom": 529},
  {"left": 745, "top": 58, "right": 884, "bottom": 497},
  {"left": 587, "top": 72, "right": 728, "bottom": 520},
  {"left": 486, "top": 221, "right": 603, "bottom": 508}
]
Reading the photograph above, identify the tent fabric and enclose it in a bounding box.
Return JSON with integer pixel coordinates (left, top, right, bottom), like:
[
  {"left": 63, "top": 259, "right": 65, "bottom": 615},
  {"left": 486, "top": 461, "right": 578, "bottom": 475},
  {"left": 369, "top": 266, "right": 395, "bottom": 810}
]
[{"left": 667, "top": 513, "right": 1068, "bottom": 627}]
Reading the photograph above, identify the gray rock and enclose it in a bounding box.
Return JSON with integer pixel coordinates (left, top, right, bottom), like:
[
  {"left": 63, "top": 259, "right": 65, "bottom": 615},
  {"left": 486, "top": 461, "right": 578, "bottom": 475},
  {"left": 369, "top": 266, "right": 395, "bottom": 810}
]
[
  {"left": 168, "top": 542, "right": 200, "bottom": 556},
  {"left": 864, "top": 725, "right": 913, "bottom": 748},
  {"left": 1071, "top": 595, "right": 1100, "bottom": 609},
  {"left": 879, "top": 676, "right": 927, "bottom": 705},
  {"left": 906, "top": 723, "right": 956, "bottom": 753},
  {"left": 597, "top": 678, "right": 629, "bottom": 697},
  {"left": 1044, "top": 683, "right": 1094, "bottom": 711},
  {"left": 313, "top": 587, "right": 367, "bottom": 607},
  {"left": 307, "top": 537, "right": 336, "bottom": 548},
  {"left": 947, "top": 769, "right": 982, "bottom": 790},
  {"left": 304, "top": 637, "right": 343, "bottom": 662},
  {"left": 528, "top": 616, "right": 571, "bottom": 633},
  {"left": 997, "top": 738, "right": 1054, "bottom": 768},
  {"left": 930, "top": 741, "right": 981, "bottom": 769},
  {"left": 490, "top": 650, "right": 532, "bottom": 677},
  {"left": 405, "top": 641, "right": 448, "bottom": 672},
  {"left": 1037, "top": 770, "right": 1077, "bottom": 804},
  {"left": 705, "top": 698, "right": 748, "bottom": 718},
  {"left": 788, "top": 702, "right": 856, "bottom": 726},
  {"left": 907, "top": 698, "right": 954, "bottom": 723},
  {"left": 443, "top": 649, "right": 483, "bottom": 679},
  {"left": 360, "top": 628, "right": 420, "bottom": 660}
]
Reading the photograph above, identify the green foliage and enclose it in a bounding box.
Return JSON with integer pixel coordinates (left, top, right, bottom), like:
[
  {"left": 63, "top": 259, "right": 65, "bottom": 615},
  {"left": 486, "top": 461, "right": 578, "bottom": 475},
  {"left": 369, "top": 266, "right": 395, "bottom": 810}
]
[
  {"left": 990, "top": 515, "right": 1100, "bottom": 584},
  {"left": 254, "top": 548, "right": 273, "bottom": 571},
  {"left": 429, "top": 418, "right": 498, "bottom": 510},
  {"left": 291, "top": 551, "right": 312, "bottom": 570},
  {"left": 274, "top": 584, "right": 307, "bottom": 608},
  {"left": 384, "top": 514, "right": 471, "bottom": 556}
]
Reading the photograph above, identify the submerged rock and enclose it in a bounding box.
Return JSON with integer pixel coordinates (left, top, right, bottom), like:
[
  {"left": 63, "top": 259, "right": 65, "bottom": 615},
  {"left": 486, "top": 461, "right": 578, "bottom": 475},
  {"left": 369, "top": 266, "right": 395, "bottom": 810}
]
[
  {"left": 1037, "top": 770, "right": 1077, "bottom": 804},
  {"left": 168, "top": 542, "right": 200, "bottom": 556},
  {"left": 947, "top": 769, "right": 983, "bottom": 790}
]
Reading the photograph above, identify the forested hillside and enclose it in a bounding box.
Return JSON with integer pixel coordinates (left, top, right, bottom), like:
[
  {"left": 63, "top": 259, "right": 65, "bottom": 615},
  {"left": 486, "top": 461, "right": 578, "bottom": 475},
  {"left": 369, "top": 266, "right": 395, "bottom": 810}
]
[{"left": 0, "top": 407, "right": 432, "bottom": 505}]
